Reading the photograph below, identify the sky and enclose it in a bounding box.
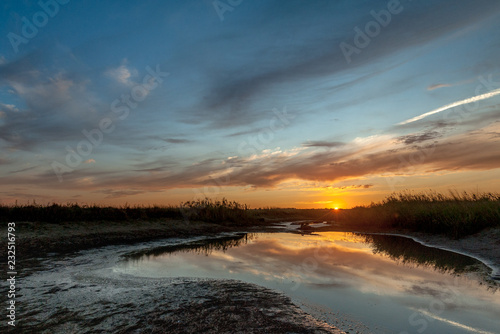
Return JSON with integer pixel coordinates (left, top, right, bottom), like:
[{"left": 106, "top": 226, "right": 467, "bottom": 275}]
[{"left": 0, "top": 0, "right": 499, "bottom": 208}]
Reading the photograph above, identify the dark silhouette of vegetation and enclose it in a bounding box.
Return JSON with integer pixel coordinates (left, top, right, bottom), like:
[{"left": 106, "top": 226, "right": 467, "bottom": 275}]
[
  {"left": 362, "top": 234, "right": 482, "bottom": 273},
  {"left": 0, "top": 198, "right": 257, "bottom": 225},
  {"left": 180, "top": 198, "right": 253, "bottom": 224},
  {"left": 0, "top": 202, "right": 182, "bottom": 223},
  {"left": 1, "top": 191, "right": 499, "bottom": 238},
  {"left": 338, "top": 191, "right": 500, "bottom": 238},
  {"left": 126, "top": 233, "right": 254, "bottom": 260}
]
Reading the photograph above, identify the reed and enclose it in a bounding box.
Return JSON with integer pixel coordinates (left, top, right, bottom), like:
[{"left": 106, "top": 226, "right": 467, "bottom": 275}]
[
  {"left": 180, "top": 198, "right": 253, "bottom": 224},
  {"left": 0, "top": 202, "right": 182, "bottom": 223},
  {"left": 337, "top": 191, "right": 500, "bottom": 238},
  {"left": 0, "top": 198, "right": 255, "bottom": 225}
]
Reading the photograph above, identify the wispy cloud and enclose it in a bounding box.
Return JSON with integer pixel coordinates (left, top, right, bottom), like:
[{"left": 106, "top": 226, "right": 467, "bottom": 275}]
[
  {"left": 427, "top": 78, "right": 474, "bottom": 91},
  {"left": 427, "top": 83, "right": 453, "bottom": 91},
  {"left": 399, "top": 88, "right": 500, "bottom": 125},
  {"left": 302, "top": 141, "right": 345, "bottom": 148},
  {"left": 164, "top": 138, "right": 194, "bottom": 144},
  {"left": 397, "top": 130, "right": 442, "bottom": 145}
]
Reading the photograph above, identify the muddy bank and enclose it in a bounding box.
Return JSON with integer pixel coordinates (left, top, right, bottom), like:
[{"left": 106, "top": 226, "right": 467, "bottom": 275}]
[
  {"left": 0, "top": 219, "right": 269, "bottom": 263},
  {"left": 2, "top": 235, "right": 343, "bottom": 334},
  {"left": 398, "top": 228, "right": 500, "bottom": 280},
  {"left": 14, "top": 278, "right": 342, "bottom": 334}
]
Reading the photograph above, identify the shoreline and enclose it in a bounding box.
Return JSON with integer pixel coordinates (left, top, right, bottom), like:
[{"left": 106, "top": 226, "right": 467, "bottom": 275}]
[
  {"left": 360, "top": 230, "right": 500, "bottom": 280},
  {"left": 311, "top": 223, "right": 500, "bottom": 283}
]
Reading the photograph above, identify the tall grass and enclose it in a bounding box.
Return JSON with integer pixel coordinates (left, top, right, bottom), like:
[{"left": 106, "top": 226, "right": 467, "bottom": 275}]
[
  {"left": 250, "top": 208, "right": 335, "bottom": 221},
  {"left": 2, "top": 191, "right": 499, "bottom": 237},
  {"left": 180, "top": 198, "right": 253, "bottom": 224},
  {"left": 0, "top": 202, "right": 183, "bottom": 223},
  {"left": 0, "top": 198, "right": 255, "bottom": 225},
  {"left": 338, "top": 191, "right": 500, "bottom": 238}
]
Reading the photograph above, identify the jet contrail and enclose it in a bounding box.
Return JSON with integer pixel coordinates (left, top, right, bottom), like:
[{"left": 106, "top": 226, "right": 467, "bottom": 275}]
[{"left": 398, "top": 88, "right": 500, "bottom": 125}]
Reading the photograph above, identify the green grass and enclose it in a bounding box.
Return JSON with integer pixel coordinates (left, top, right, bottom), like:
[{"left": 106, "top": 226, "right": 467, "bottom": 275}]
[{"left": 337, "top": 191, "right": 500, "bottom": 238}]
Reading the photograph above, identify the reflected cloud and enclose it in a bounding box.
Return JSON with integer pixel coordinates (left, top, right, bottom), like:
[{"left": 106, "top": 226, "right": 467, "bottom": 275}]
[{"left": 128, "top": 232, "right": 494, "bottom": 298}]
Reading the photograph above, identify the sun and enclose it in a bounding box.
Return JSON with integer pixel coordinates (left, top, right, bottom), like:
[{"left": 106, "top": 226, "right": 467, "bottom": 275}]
[{"left": 333, "top": 207, "right": 339, "bottom": 211}]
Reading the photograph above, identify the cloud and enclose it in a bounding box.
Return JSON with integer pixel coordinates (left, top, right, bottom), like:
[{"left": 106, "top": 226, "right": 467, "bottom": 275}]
[
  {"left": 397, "top": 130, "right": 442, "bottom": 145},
  {"left": 94, "top": 188, "right": 146, "bottom": 198},
  {"left": 427, "top": 78, "right": 475, "bottom": 91},
  {"left": 0, "top": 103, "right": 19, "bottom": 113},
  {"left": 84, "top": 159, "right": 96, "bottom": 164},
  {"left": 184, "top": 0, "right": 500, "bottom": 129},
  {"left": 302, "top": 141, "right": 345, "bottom": 148},
  {"left": 164, "top": 138, "right": 194, "bottom": 144},
  {"left": 0, "top": 121, "right": 498, "bottom": 195},
  {"left": 0, "top": 50, "right": 108, "bottom": 151},
  {"left": 225, "top": 128, "right": 263, "bottom": 137},
  {"left": 399, "top": 88, "right": 500, "bottom": 125},
  {"left": 105, "top": 61, "right": 137, "bottom": 85},
  {"left": 427, "top": 83, "right": 453, "bottom": 91},
  {"left": 9, "top": 166, "right": 38, "bottom": 174}
]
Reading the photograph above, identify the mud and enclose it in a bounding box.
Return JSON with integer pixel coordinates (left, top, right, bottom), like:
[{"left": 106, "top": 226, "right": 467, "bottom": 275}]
[{"left": 2, "top": 235, "right": 343, "bottom": 333}]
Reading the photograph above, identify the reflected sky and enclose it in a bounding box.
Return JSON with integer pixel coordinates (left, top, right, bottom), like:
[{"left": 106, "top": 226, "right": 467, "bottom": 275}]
[{"left": 116, "top": 232, "right": 500, "bottom": 334}]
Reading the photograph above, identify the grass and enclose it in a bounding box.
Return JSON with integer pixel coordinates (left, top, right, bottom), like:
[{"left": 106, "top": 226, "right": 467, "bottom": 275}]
[
  {"left": 1, "top": 191, "right": 499, "bottom": 238},
  {"left": 180, "top": 198, "right": 253, "bottom": 224},
  {"left": 337, "top": 191, "right": 500, "bottom": 238},
  {"left": 0, "top": 202, "right": 182, "bottom": 223},
  {"left": 0, "top": 198, "right": 255, "bottom": 226}
]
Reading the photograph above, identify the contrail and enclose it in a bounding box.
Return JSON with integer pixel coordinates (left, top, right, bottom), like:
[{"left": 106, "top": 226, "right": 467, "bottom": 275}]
[{"left": 398, "top": 88, "right": 500, "bottom": 125}]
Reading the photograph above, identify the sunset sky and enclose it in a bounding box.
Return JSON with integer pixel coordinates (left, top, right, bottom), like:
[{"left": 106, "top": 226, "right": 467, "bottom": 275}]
[{"left": 1, "top": 0, "right": 499, "bottom": 208}]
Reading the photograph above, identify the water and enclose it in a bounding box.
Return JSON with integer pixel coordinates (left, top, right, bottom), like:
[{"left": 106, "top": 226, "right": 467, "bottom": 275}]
[{"left": 114, "top": 232, "right": 500, "bottom": 334}]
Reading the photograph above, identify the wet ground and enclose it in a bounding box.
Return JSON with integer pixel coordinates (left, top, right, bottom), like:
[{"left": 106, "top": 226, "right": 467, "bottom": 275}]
[
  {"left": 116, "top": 231, "right": 500, "bottom": 334},
  {"left": 2, "top": 234, "right": 343, "bottom": 333},
  {"left": 3, "top": 221, "right": 500, "bottom": 333}
]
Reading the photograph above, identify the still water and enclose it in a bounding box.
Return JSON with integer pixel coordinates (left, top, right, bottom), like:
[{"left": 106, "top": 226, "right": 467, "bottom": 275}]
[{"left": 115, "top": 232, "right": 500, "bottom": 334}]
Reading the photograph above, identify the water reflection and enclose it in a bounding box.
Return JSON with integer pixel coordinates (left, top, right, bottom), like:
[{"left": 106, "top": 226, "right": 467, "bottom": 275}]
[
  {"left": 362, "top": 234, "right": 483, "bottom": 274},
  {"left": 117, "top": 232, "right": 500, "bottom": 334},
  {"left": 126, "top": 233, "right": 252, "bottom": 259},
  {"left": 128, "top": 232, "right": 485, "bottom": 278}
]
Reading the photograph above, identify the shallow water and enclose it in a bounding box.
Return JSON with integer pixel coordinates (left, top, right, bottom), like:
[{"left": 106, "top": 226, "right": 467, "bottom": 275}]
[{"left": 115, "top": 232, "right": 500, "bottom": 334}]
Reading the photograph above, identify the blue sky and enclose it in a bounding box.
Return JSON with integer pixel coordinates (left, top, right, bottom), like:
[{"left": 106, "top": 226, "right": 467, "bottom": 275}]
[{"left": 1, "top": 0, "right": 499, "bottom": 207}]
